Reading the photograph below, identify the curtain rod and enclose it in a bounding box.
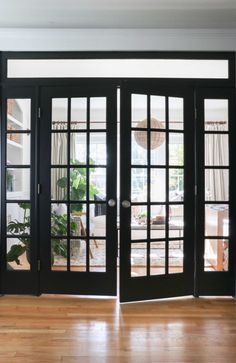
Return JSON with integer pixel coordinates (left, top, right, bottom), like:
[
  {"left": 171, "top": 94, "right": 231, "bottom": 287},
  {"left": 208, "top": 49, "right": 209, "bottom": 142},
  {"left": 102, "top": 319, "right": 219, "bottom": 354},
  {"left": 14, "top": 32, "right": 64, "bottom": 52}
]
[
  {"left": 52, "top": 121, "right": 97, "bottom": 124},
  {"left": 205, "top": 121, "right": 227, "bottom": 124},
  {"left": 52, "top": 120, "right": 227, "bottom": 124}
]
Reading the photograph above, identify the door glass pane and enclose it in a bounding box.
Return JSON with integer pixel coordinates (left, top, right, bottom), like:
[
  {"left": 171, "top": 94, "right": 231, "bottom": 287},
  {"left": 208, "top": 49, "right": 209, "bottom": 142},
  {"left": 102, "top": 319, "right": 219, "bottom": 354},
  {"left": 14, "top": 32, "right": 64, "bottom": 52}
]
[
  {"left": 205, "top": 169, "right": 229, "bottom": 201},
  {"left": 150, "top": 132, "right": 166, "bottom": 165},
  {"left": 70, "top": 204, "right": 87, "bottom": 237},
  {"left": 151, "top": 205, "right": 166, "bottom": 239},
  {"left": 150, "top": 242, "right": 165, "bottom": 275},
  {"left": 131, "top": 242, "right": 147, "bottom": 277},
  {"left": 131, "top": 205, "right": 147, "bottom": 240},
  {"left": 204, "top": 239, "right": 229, "bottom": 271},
  {"left": 51, "top": 203, "right": 68, "bottom": 237},
  {"left": 168, "top": 240, "right": 184, "bottom": 274},
  {"left": 132, "top": 94, "right": 147, "bottom": 128},
  {"left": 7, "top": 133, "right": 30, "bottom": 165},
  {"left": 51, "top": 133, "right": 68, "bottom": 165},
  {"left": 169, "top": 98, "right": 184, "bottom": 130},
  {"left": 169, "top": 204, "right": 184, "bottom": 238},
  {"left": 150, "top": 169, "right": 166, "bottom": 202},
  {"left": 205, "top": 204, "right": 229, "bottom": 237},
  {"left": 90, "top": 168, "right": 106, "bottom": 200},
  {"left": 52, "top": 98, "right": 68, "bottom": 130},
  {"left": 131, "top": 168, "right": 147, "bottom": 203},
  {"left": 204, "top": 99, "right": 228, "bottom": 131},
  {"left": 205, "top": 134, "right": 229, "bottom": 166},
  {"left": 70, "top": 133, "right": 87, "bottom": 164},
  {"left": 151, "top": 95, "right": 166, "bottom": 127},
  {"left": 132, "top": 131, "right": 147, "bottom": 165},
  {"left": 7, "top": 203, "right": 30, "bottom": 236},
  {"left": 7, "top": 99, "right": 31, "bottom": 131},
  {"left": 70, "top": 239, "right": 86, "bottom": 272},
  {"left": 89, "top": 240, "right": 106, "bottom": 272},
  {"left": 169, "top": 133, "right": 184, "bottom": 166},
  {"left": 51, "top": 168, "right": 67, "bottom": 200},
  {"left": 71, "top": 98, "right": 87, "bottom": 130},
  {"left": 69, "top": 168, "right": 86, "bottom": 201},
  {"left": 7, "top": 237, "right": 30, "bottom": 270},
  {"left": 51, "top": 239, "right": 67, "bottom": 271},
  {"left": 90, "top": 133, "right": 107, "bottom": 165},
  {"left": 89, "top": 204, "right": 106, "bottom": 237},
  {"left": 6, "top": 168, "right": 30, "bottom": 200},
  {"left": 90, "top": 98, "right": 106, "bottom": 130},
  {"left": 169, "top": 169, "right": 184, "bottom": 201}
]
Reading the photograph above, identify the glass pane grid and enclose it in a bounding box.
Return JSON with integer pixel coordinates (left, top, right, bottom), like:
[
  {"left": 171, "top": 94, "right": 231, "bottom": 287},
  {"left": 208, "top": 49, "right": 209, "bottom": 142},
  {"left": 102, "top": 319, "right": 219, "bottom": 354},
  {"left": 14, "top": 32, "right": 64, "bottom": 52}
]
[
  {"left": 6, "top": 98, "right": 32, "bottom": 271},
  {"left": 50, "top": 96, "right": 107, "bottom": 273},
  {"left": 130, "top": 94, "right": 185, "bottom": 278},
  {"left": 203, "top": 99, "right": 229, "bottom": 273}
]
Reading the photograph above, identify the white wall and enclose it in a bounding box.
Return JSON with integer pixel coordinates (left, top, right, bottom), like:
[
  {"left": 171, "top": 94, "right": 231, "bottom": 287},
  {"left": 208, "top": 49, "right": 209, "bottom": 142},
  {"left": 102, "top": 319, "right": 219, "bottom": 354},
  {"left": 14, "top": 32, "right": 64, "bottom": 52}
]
[{"left": 1, "top": 29, "right": 236, "bottom": 51}]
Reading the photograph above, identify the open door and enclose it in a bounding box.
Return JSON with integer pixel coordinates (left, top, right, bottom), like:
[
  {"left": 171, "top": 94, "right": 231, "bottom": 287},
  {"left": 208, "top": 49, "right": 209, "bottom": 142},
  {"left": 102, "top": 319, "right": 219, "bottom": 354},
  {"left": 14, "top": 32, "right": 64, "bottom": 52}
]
[{"left": 119, "top": 83, "right": 195, "bottom": 302}]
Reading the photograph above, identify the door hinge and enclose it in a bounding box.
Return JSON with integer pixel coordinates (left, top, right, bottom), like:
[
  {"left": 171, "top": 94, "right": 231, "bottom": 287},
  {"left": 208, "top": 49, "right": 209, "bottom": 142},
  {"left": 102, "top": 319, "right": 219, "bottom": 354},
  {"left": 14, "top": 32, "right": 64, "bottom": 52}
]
[
  {"left": 38, "top": 107, "right": 41, "bottom": 119},
  {"left": 37, "top": 183, "right": 41, "bottom": 195},
  {"left": 194, "top": 107, "right": 197, "bottom": 121},
  {"left": 195, "top": 185, "right": 197, "bottom": 196},
  {"left": 37, "top": 260, "right": 41, "bottom": 271}
]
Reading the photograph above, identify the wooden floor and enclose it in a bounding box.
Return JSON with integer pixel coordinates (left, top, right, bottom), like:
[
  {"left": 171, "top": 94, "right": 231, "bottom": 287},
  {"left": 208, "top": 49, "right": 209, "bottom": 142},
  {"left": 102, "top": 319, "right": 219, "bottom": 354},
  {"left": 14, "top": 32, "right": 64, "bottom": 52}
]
[{"left": 0, "top": 295, "right": 236, "bottom": 363}]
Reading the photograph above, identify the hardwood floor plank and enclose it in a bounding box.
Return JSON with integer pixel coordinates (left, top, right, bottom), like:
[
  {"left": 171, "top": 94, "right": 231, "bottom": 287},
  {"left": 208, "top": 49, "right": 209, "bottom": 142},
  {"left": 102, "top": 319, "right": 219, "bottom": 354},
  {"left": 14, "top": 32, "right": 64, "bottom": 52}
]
[{"left": 0, "top": 296, "right": 236, "bottom": 363}]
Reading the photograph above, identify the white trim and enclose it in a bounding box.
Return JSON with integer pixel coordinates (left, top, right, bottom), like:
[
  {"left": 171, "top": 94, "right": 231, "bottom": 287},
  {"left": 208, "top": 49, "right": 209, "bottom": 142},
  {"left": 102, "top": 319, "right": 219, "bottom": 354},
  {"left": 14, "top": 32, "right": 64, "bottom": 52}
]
[{"left": 0, "top": 28, "right": 236, "bottom": 51}]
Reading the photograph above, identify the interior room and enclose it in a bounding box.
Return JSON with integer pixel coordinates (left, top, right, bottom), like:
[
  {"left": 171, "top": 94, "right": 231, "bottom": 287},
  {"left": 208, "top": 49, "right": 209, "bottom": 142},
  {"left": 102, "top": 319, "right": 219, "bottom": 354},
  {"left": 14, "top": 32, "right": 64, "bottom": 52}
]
[{"left": 1, "top": 1, "right": 236, "bottom": 363}]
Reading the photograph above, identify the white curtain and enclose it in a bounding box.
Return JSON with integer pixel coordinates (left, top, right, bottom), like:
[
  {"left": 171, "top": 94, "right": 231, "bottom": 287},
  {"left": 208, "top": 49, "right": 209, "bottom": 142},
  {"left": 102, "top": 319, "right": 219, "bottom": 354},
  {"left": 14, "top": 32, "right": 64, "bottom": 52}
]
[
  {"left": 205, "top": 124, "right": 228, "bottom": 201},
  {"left": 51, "top": 123, "right": 76, "bottom": 200}
]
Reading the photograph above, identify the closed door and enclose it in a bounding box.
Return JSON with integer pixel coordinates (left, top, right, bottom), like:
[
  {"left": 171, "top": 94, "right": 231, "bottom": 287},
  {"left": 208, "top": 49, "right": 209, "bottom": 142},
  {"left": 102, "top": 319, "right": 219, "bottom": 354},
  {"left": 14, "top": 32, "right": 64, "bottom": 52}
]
[{"left": 38, "top": 86, "right": 118, "bottom": 295}]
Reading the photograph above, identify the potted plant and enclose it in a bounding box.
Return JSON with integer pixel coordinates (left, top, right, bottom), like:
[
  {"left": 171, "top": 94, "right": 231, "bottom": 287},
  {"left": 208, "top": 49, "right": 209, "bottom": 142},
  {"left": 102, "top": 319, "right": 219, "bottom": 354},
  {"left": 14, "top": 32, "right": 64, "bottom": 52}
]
[
  {"left": 6, "top": 159, "right": 100, "bottom": 267},
  {"left": 56, "top": 159, "right": 99, "bottom": 213},
  {"left": 7, "top": 202, "right": 30, "bottom": 266}
]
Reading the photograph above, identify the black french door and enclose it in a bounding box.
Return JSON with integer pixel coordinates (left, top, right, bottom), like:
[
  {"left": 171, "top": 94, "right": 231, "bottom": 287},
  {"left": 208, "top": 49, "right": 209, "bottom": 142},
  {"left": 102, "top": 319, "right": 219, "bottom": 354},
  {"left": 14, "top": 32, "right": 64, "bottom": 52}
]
[
  {"left": 0, "top": 83, "right": 235, "bottom": 300},
  {"left": 38, "top": 86, "right": 117, "bottom": 295},
  {"left": 119, "top": 84, "right": 195, "bottom": 302}
]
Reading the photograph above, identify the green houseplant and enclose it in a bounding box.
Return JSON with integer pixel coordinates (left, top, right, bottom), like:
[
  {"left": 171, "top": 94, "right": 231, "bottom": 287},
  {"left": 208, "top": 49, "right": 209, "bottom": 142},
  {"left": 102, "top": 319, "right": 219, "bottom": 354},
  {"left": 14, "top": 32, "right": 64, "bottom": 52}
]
[
  {"left": 7, "top": 159, "right": 99, "bottom": 266},
  {"left": 7, "top": 203, "right": 77, "bottom": 266},
  {"left": 56, "top": 159, "right": 99, "bottom": 213},
  {"left": 7, "top": 202, "right": 30, "bottom": 265}
]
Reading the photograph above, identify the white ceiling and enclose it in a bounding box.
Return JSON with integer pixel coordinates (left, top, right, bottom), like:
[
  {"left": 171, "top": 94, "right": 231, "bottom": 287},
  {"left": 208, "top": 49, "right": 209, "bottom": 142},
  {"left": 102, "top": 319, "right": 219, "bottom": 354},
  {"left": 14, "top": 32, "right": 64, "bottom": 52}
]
[{"left": 1, "top": 0, "right": 236, "bottom": 29}]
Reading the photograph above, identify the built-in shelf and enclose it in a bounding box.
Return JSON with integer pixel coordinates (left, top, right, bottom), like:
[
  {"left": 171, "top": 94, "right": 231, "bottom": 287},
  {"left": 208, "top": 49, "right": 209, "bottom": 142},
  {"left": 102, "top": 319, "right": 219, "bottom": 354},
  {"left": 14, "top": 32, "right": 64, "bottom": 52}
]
[
  {"left": 7, "top": 139, "right": 23, "bottom": 149},
  {"left": 7, "top": 113, "right": 24, "bottom": 129},
  {"left": 6, "top": 192, "right": 25, "bottom": 199}
]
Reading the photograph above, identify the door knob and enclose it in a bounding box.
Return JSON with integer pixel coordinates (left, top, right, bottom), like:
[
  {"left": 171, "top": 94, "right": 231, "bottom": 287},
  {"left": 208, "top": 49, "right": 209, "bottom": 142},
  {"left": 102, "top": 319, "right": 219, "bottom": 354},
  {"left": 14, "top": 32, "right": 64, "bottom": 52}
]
[
  {"left": 122, "top": 200, "right": 131, "bottom": 208},
  {"left": 108, "top": 199, "right": 116, "bottom": 207}
]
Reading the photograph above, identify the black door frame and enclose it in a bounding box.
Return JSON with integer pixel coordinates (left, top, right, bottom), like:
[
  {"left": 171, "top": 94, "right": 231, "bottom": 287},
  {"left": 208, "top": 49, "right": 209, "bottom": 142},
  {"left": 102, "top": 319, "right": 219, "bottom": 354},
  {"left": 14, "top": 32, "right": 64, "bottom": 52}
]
[{"left": 0, "top": 51, "right": 235, "bottom": 298}]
